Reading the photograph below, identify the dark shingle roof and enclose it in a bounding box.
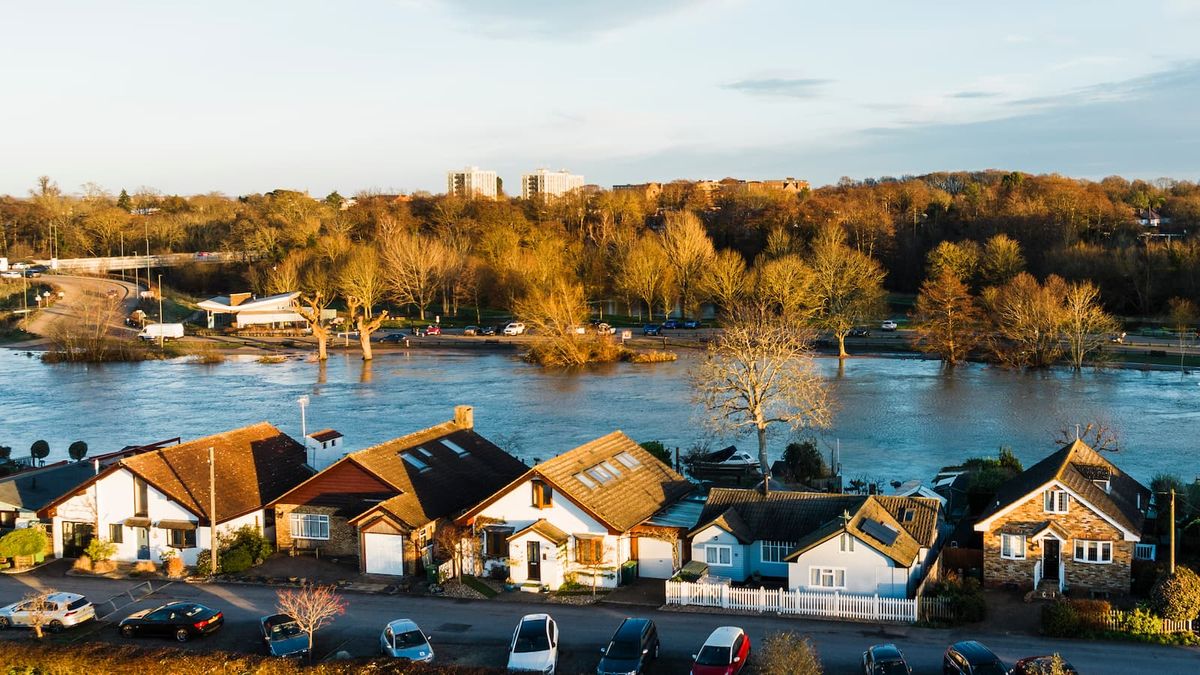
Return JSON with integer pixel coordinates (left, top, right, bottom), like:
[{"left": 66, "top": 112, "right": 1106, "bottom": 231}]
[
  {"left": 347, "top": 422, "right": 528, "bottom": 529},
  {"left": 534, "top": 431, "right": 692, "bottom": 532},
  {"left": 0, "top": 463, "right": 99, "bottom": 513},
  {"left": 119, "top": 422, "right": 311, "bottom": 523},
  {"left": 977, "top": 439, "right": 1149, "bottom": 537}
]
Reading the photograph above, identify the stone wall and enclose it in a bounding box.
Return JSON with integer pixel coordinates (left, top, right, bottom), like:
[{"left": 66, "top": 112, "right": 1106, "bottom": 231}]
[
  {"left": 274, "top": 504, "right": 359, "bottom": 558},
  {"left": 982, "top": 489, "right": 1132, "bottom": 594}
]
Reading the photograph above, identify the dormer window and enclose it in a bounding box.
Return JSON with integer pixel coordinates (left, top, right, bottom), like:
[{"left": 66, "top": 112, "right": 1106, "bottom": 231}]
[{"left": 1044, "top": 489, "right": 1069, "bottom": 514}]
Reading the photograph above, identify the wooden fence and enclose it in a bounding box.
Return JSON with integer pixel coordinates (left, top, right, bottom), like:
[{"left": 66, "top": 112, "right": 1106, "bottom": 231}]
[
  {"left": 666, "top": 580, "right": 952, "bottom": 624},
  {"left": 1100, "top": 610, "right": 1194, "bottom": 634}
]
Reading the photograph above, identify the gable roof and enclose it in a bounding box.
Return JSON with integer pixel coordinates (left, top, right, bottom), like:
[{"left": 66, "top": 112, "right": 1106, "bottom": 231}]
[
  {"left": 975, "top": 439, "right": 1149, "bottom": 537},
  {"left": 0, "top": 463, "right": 101, "bottom": 513},
  {"left": 691, "top": 488, "right": 940, "bottom": 566},
  {"left": 340, "top": 421, "right": 528, "bottom": 529},
  {"left": 509, "top": 519, "right": 569, "bottom": 546}
]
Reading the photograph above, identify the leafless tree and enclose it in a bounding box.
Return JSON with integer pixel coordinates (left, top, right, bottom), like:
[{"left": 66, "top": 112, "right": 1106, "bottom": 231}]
[
  {"left": 753, "top": 253, "right": 814, "bottom": 319},
  {"left": 911, "top": 271, "right": 984, "bottom": 365},
  {"left": 692, "top": 308, "right": 833, "bottom": 490},
  {"left": 515, "top": 280, "right": 612, "bottom": 366},
  {"left": 983, "top": 273, "right": 1067, "bottom": 368},
  {"left": 659, "top": 210, "right": 714, "bottom": 318},
  {"left": 1055, "top": 420, "right": 1120, "bottom": 452},
  {"left": 337, "top": 245, "right": 387, "bottom": 320},
  {"left": 700, "top": 249, "right": 751, "bottom": 317},
  {"left": 1062, "top": 281, "right": 1119, "bottom": 370},
  {"left": 807, "top": 225, "right": 886, "bottom": 358},
  {"left": 293, "top": 292, "right": 333, "bottom": 360},
  {"left": 381, "top": 228, "right": 449, "bottom": 321},
  {"left": 20, "top": 591, "right": 57, "bottom": 639},
  {"left": 276, "top": 583, "right": 347, "bottom": 662},
  {"left": 618, "top": 234, "right": 673, "bottom": 321}
]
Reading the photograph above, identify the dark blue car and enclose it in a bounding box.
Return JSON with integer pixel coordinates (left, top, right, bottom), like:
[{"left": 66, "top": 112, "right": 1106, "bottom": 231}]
[
  {"left": 682, "top": 319, "right": 701, "bottom": 329},
  {"left": 661, "top": 320, "right": 680, "bottom": 329},
  {"left": 597, "top": 618, "right": 658, "bottom": 675},
  {"left": 642, "top": 324, "right": 662, "bottom": 336}
]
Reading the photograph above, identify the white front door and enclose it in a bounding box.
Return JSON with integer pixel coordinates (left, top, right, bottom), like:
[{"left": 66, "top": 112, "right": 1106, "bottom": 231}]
[
  {"left": 637, "top": 537, "right": 676, "bottom": 579},
  {"left": 363, "top": 533, "right": 407, "bottom": 576}
]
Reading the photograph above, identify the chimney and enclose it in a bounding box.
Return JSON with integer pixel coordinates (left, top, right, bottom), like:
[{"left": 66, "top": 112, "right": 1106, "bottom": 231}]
[
  {"left": 454, "top": 405, "right": 474, "bottom": 429},
  {"left": 93, "top": 459, "right": 100, "bottom": 475}
]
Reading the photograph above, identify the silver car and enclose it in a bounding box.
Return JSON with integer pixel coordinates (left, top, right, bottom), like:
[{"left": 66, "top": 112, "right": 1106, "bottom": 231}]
[
  {"left": 380, "top": 618, "right": 434, "bottom": 663},
  {"left": 0, "top": 592, "right": 95, "bottom": 632}
]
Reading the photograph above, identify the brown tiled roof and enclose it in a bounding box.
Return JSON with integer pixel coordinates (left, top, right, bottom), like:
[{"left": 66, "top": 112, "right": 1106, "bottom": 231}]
[
  {"left": 509, "top": 519, "right": 569, "bottom": 546},
  {"left": 308, "top": 429, "right": 342, "bottom": 443},
  {"left": 692, "top": 489, "right": 940, "bottom": 566},
  {"left": 346, "top": 422, "right": 527, "bottom": 529},
  {"left": 120, "top": 422, "right": 311, "bottom": 524},
  {"left": 977, "top": 439, "right": 1149, "bottom": 537},
  {"left": 533, "top": 431, "right": 692, "bottom": 532}
]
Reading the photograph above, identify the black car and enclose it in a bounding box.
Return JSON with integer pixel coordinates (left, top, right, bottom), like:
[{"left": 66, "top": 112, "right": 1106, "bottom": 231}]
[
  {"left": 261, "top": 613, "right": 309, "bottom": 658},
  {"left": 597, "top": 617, "right": 659, "bottom": 675},
  {"left": 479, "top": 325, "right": 497, "bottom": 336},
  {"left": 378, "top": 333, "right": 406, "bottom": 343},
  {"left": 943, "top": 641, "right": 1008, "bottom": 675},
  {"left": 863, "top": 643, "right": 912, "bottom": 674},
  {"left": 1014, "top": 655, "right": 1077, "bottom": 675},
  {"left": 682, "top": 319, "right": 701, "bottom": 329},
  {"left": 849, "top": 328, "right": 871, "bottom": 337},
  {"left": 661, "top": 320, "right": 680, "bottom": 329},
  {"left": 642, "top": 324, "right": 662, "bottom": 336},
  {"left": 119, "top": 602, "right": 223, "bottom": 642}
]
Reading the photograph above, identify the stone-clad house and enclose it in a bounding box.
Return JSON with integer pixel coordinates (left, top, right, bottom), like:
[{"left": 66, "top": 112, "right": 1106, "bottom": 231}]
[
  {"left": 268, "top": 406, "right": 528, "bottom": 575},
  {"left": 973, "top": 439, "right": 1152, "bottom": 595}
]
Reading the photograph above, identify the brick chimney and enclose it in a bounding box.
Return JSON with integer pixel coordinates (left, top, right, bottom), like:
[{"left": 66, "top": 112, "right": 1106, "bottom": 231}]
[{"left": 454, "top": 405, "right": 474, "bottom": 429}]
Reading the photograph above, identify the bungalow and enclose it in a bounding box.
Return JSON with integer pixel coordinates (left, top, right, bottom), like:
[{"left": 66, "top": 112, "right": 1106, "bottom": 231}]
[
  {"left": 197, "top": 291, "right": 310, "bottom": 329},
  {"left": 973, "top": 439, "right": 1151, "bottom": 595},
  {"left": 39, "top": 423, "right": 312, "bottom": 565},
  {"left": 689, "top": 488, "right": 942, "bottom": 598},
  {"left": 456, "top": 432, "right": 693, "bottom": 590},
  {"left": 269, "top": 406, "right": 528, "bottom": 576}
]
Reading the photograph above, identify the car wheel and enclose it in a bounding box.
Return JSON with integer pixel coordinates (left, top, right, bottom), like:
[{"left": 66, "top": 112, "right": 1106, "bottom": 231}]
[
  {"left": 120, "top": 624, "right": 136, "bottom": 638},
  {"left": 48, "top": 620, "right": 64, "bottom": 633},
  {"left": 175, "top": 627, "right": 190, "bottom": 642},
  {"left": 0, "top": 617, "right": 9, "bottom": 630}
]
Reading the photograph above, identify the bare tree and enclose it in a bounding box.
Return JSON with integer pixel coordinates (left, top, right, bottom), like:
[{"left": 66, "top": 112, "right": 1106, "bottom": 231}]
[
  {"left": 756, "top": 630, "right": 823, "bottom": 675},
  {"left": 753, "top": 253, "right": 813, "bottom": 319},
  {"left": 700, "top": 249, "right": 751, "bottom": 317},
  {"left": 659, "top": 210, "right": 714, "bottom": 319},
  {"left": 692, "top": 308, "right": 833, "bottom": 490},
  {"left": 382, "top": 228, "right": 449, "bottom": 321},
  {"left": 983, "top": 273, "right": 1066, "bottom": 368},
  {"left": 293, "top": 291, "right": 333, "bottom": 360},
  {"left": 807, "top": 225, "right": 886, "bottom": 358},
  {"left": 1062, "top": 281, "right": 1119, "bottom": 370},
  {"left": 276, "top": 583, "right": 347, "bottom": 661},
  {"left": 515, "top": 280, "right": 607, "bottom": 366},
  {"left": 20, "top": 591, "right": 57, "bottom": 639},
  {"left": 338, "top": 246, "right": 389, "bottom": 360},
  {"left": 911, "top": 270, "right": 984, "bottom": 365},
  {"left": 1055, "top": 420, "right": 1120, "bottom": 452},
  {"left": 618, "top": 234, "right": 672, "bottom": 321}
]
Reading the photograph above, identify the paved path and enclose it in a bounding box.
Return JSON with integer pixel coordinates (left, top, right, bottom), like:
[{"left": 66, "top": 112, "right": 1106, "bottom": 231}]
[
  {"left": 0, "top": 566, "right": 1194, "bottom": 673},
  {"left": 21, "top": 275, "right": 140, "bottom": 342}
]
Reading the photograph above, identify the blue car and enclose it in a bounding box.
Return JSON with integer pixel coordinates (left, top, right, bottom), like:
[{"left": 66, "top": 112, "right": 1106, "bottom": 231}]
[
  {"left": 682, "top": 319, "right": 701, "bottom": 329},
  {"left": 642, "top": 324, "right": 662, "bottom": 336},
  {"left": 662, "top": 320, "right": 680, "bottom": 329}
]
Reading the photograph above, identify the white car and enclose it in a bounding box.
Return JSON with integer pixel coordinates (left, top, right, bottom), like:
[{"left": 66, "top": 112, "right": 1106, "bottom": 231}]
[
  {"left": 880, "top": 320, "right": 898, "bottom": 331},
  {"left": 380, "top": 618, "right": 434, "bottom": 663},
  {"left": 0, "top": 592, "right": 95, "bottom": 632},
  {"left": 503, "top": 322, "right": 527, "bottom": 336},
  {"left": 507, "top": 613, "right": 558, "bottom": 674},
  {"left": 0, "top": 271, "right": 21, "bottom": 279}
]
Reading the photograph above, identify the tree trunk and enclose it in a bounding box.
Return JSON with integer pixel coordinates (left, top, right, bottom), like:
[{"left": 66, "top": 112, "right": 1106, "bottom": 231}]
[
  {"left": 757, "top": 425, "right": 770, "bottom": 495},
  {"left": 358, "top": 318, "right": 373, "bottom": 361},
  {"left": 317, "top": 334, "right": 327, "bottom": 361},
  {"left": 838, "top": 333, "right": 848, "bottom": 359}
]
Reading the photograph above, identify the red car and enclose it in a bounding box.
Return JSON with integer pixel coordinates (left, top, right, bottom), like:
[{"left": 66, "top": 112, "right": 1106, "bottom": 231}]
[
  {"left": 424, "top": 325, "right": 442, "bottom": 336},
  {"left": 691, "top": 626, "right": 751, "bottom": 675}
]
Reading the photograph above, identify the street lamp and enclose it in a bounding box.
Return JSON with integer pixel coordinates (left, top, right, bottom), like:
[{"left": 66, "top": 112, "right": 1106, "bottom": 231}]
[{"left": 297, "top": 395, "right": 311, "bottom": 466}]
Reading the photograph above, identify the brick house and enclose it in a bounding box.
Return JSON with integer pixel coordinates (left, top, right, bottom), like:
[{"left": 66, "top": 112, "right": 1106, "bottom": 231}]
[
  {"left": 973, "top": 439, "right": 1152, "bottom": 595},
  {"left": 268, "top": 406, "right": 527, "bottom": 576}
]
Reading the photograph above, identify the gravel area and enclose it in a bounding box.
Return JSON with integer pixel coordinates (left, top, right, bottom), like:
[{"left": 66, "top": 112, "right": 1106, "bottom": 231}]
[{"left": 440, "top": 580, "right": 487, "bottom": 600}]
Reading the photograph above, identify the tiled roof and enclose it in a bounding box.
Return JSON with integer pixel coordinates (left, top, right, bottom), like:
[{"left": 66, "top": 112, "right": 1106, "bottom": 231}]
[
  {"left": 534, "top": 431, "right": 692, "bottom": 532},
  {"left": 977, "top": 439, "right": 1149, "bottom": 537},
  {"left": 509, "top": 519, "right": 569, "bottom": 546},
  {"left": 120, "top": 422, "right": 311, "bottom": 523},
  {"left": 0, "top": 463, "right": 100, "bottom": 512},
  {"left": 347, "top": 422, "right": 527, "bottom": 529}
]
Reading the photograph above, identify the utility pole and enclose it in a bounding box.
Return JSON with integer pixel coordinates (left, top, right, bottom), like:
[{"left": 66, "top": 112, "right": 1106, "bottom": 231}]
[
  {"left": 157, "top": 273, "right": 164, "bottom": 350},
  {"left": 208, "top": 445, "right": 218, "bottom": 577},
  {"left": 1170, "top": 488, "right": 1176, "bottom": 575},
  {"left": 144, "top": 220, "right": 151, "bottom": 291},
  {"left": 298, "top": 395, "right": 310, "bottom": 466}
]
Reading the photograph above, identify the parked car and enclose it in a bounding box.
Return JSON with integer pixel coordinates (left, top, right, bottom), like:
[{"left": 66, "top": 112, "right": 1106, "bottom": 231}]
[
  {"left": 691, "top": 626, "right": 751, "bottom": 675},
  {"left": 0, "top": 592, "right": 95, "bottom": 632},
  {"left": 378, "top": 332, "right": 406, "bottom": 343},
  {"left": 682, "top": 319, "right": 701, "bottom": 329},
  {"left": 424, "top": 325, "right": 442, "bottom": 336},
  {"left": 26, "top": 265, "right": 48, "bottom": 275},
  {"left": 463, "top": 325, "right": 480, "bottom": 336},
  {"left": 380, "top": 618, "right": 434, "bottom": 663},
  {"left": 849, "top": 327, "right": 871, "bottom": 337},
  {"left": 642, "top": 324, "right": 662, "bottom": 336},
  {"left": 880, "top": 320, "right": 898, "bottom": 331},
  {"left": 1108, "top": 332, "right": 1126, "bottom": 344},
  {"left": 863, "top": 643, "right": 912, "bottom": 674},
  {"left": 137, "top": 323, "right": 185, "bottom": 341},
  {"left": 507, "top": 613, "right": 558, "bottom": 674},
  {"left": 1014, "top": 655, "right": 1077, "bottom": 675},
  {"left": 595, "top": 322, "right": 616, "bottom": 335},
  {"left": 503, "top": 322, "right": 527, "bottom": 336},
  {"left": 118, "top": 601, "right": 223, "bottom": 642},
  {"left": 597, "top": 617, "right": 659, "bottom": 675},
  {"left": 942, "top": 640, "right": 1007, "bottom": 675},
  {"left": 662, "top": 320, "right": 680, "bottom": 329},
  {"left": 479, "top": 325, "right": 498, "bottom": 336},
  {"left": 568, "top": 325, "right": 587, "bottom": 335},
  {"left": 260, "top": 613, "right": 309, "bottom": 658},
  {"left": 22, "top": 269, "right": 41, "bottom": 278},
  {"left": 0, "top": 270, "right": 21, "bottom": 279}
]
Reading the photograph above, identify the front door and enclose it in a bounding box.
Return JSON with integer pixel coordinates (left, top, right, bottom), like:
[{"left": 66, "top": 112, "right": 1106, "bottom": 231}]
[
  {"left": 527, "top": 541, "right": 541, "bottom": 581},
  {"left": 136, "top": 527, "right": 150, "bottom": 560},
  {"left": 1043, "top": 539, "right": 1060, "bottom": 580},
  {"left": 62, "top": 522, "right": 94, "bottom": 558}
]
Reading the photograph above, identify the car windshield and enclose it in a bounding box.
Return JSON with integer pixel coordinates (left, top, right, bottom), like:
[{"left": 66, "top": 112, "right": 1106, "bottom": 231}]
[
  {"left": 391, "top": 629, "right": 427, "bottom": 649},
  {"left": 513, "top": 620, "right": 549, "bottom": 653},
  {"left": 271, "top": 621, "right": 302, "bottom": 638},
  {"left": 876, "top": 660, "right": 909, "bottom": 675},
  {"left": 604, "top": 638, "right": 641, "bottom": 660},
  {"left": 695, "top": 645, "right": 731, "bottom": 665}
]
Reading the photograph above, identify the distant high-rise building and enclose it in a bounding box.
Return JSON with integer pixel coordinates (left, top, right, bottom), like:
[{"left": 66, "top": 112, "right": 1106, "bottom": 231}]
[
  {"left": 521, "top": 168, "right": 585, "bottom": 200},
  {"left": 447, "top": 166, "right": 499, "bottom": 198}
]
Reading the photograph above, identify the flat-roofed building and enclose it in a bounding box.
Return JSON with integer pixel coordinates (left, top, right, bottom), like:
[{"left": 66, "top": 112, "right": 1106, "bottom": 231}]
[
  {"left": 447, "top": 166, "right": 499, "bottom": 198},
  {"left": 521, "top": 169, "right": 584, "bottom": 200}
]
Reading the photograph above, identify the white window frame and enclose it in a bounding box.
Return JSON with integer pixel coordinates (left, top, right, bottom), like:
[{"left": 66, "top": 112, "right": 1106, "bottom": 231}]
[
  {"left": 760, "top": 540, "right": 792, "bottom": 564},
  {"left": 808, "top": 567, "right": 846, "bottom": 590},
  {"left": 1000, "top": 533, "right": 1026, "bottom": 560},
  {"left": 1074, "top": 539, "right": 1113, "bottom": 564},
  {"left": 290, "top": 513, "right": 330, "bottom": 540},
  {"left": 704, "top": 544, "right": 732, "bottom": 567},
  {"left": 1044, "top": 489, "right": 1069, "bottom": 513},
  {"left": 839, "top": 533, "right": 855, "bottom": 553}
]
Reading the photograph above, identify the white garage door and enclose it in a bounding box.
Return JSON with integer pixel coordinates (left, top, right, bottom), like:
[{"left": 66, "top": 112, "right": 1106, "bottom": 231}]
[
  {"left": 364, "top": 533, "right": 406, "bottom": 576},
  {"left": 637, "top": 537, "right": 676, "bottom": 579}
]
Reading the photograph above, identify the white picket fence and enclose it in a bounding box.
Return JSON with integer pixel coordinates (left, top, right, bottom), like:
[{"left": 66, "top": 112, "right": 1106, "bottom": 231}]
[
  {"left": 1100, "top": 610, "right": 1195, "bottom": 634},
  {"left": 666, "top": 580, "right": 922, "bottom": 623}
]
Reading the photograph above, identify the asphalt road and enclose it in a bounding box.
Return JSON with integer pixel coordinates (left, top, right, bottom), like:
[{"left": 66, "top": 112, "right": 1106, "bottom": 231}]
[
  {"left": 0, "top": 566, "right": 1195, "bottom": 674},
  {"left": 23, "top": 274, "right": 140, "bottom": 339}
]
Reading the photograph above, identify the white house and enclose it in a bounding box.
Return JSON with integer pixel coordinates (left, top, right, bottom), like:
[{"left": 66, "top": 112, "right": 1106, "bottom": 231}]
[
  {"left": 688, "top": 489, "right": 942, "bottom": 598},
  {"left": 40, "top": 423, "right": 312, "bottom": 566},
  {"left": 456, "top": 431, "right": 692, "bottom": 590},
  {"left": 197, "top": 291, "right": 309, "bottom": 329}
]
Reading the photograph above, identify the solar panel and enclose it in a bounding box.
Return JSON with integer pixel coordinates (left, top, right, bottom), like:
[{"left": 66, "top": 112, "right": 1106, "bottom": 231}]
[{"left": 860, "top": 518, "right": 899, "bottom": 546}]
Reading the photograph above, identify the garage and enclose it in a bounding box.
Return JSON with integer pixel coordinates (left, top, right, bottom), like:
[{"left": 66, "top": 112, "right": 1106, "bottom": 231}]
[
  {"left": 636, "top": 537, "right": 676, "bottom": 579},
  {"left": 363, "top": 533, "right": 407, "bottom": 576}
]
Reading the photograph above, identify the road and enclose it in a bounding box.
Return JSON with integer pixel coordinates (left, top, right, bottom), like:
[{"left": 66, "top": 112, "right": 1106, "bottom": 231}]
[
  {"left": 22, "top": 275, "right": 141, "bottom": 340},
  {"left": 0, "top": 566, "right": 1194, "bottom": 674}
]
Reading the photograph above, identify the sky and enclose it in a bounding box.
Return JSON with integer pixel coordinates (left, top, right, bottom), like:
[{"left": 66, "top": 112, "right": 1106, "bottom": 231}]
[{"left": 4, "top": 0, "right": 1200, "bottom": 196}]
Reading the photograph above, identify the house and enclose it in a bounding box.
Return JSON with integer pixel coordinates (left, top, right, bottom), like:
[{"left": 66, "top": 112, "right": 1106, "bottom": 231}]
[
  {"left": 891, "top": 480, "right": 947, "bottom": 508},
  {"left": 1135, "top": 208, "right": 1167, "bottom": 227},
  {"left": 39, "top": 423, "right": 311, "bottom": 565},
  {"left": 269, "top": 406, "right": 527, "bottom": 576},
  {"left": 305, "top": 429, "right": 344, "bottom": 469},
  {"left": 973, "top": 439, "right": 1151, "bottom": 595},
  {"left": 456, "top": 432, "right": 693, "bottom": 590},
  {"left": 688, "top": 488, "right": 941, "bottom": 598},
  {"left": 197, "top": 291, "right": 311, "bottom": 329}
]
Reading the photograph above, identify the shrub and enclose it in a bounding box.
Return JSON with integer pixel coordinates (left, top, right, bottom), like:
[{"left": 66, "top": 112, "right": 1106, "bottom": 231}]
[
  {"left": 84, "top": 538, "right": 117, "bottom": 563},
  {"left": 783, "top": 439, "right": 826, "bottom": 483},
  {"left": 219, "top": 547, "right": 253, "bottom": 574},
  {"left": 1115, "top": 606, "right": 1161, "bottom": 637},
  {"left": 638, "top": 441, "right": 671, "bottom": 465},
  {"left": 756, "top": 630, "right": 822, "bottom": 675},
  {"left": 1151, "top": 566, "right": 1200, "bottom": 621},
  {"left": 1041, "top": 600, "right": 1081, "bottom": 637},
  {"left": 133, "top": 561, "right": 157, "bottom": 574},
  {"left": 926, "top": 572, "right": 986, "bottom": 623},
  {"left": 72, "top": 555, "right": 93, "bottom": 572},
  {"left": 1071, "top": 598, "right": 1112, "bottom": 633},
  {"left": 0, "top": 527, "right": 48, "bottom": 560},
  {"left": 222, "top": 525, "right": 273, "bottom": 564},
  {"left": 195, "top": 549, "right": 216, "bottom": 575}
]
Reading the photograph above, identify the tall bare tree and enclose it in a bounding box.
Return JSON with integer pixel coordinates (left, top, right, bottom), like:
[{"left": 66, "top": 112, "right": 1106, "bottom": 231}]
[
  {"left": 979, "top": 234, "right": 1025, "bottom": 287},
  {"left": 911, "top": 270, "right": 983, "bottom": 365},
  {"left": 1062, "top": 281, "right": 1119, "bottom": 370},
  {"left": 692, "top": 308, "right": 833, "bottom": 491},
  {"left": 753, "top": 253, "right": 813, "bottom": 319},
  {"left": 382, "top": 228, "right": 448, "bottom": 321},
  {"left": 983, "top": 272, "right": 1066, "bottom": 368},
  {"left": 807, "top": 225, "right": 886, "bottom": 358},
  {"left": 293, "top": 291, "right": 333, "bottom": 360},
  {"left": 276, "top": 583, "right": 347, "bottom": 662},
  {"left": 618, "top": 234, "right": 673, "bottom": 321},
  {"left": 659, "top": 210, "right": 714, "bottom": 319},
  {"left": 338, "top": 246, "right": 389, "bottom": 360},
  {"left": 700, "top": 249, "right": 751, "bottom": 317}
]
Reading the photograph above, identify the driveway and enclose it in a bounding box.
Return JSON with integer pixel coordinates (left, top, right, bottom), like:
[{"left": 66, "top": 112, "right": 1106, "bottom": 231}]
[{"left": 0, "top": 567, "right": 1194, "bottom": 674}]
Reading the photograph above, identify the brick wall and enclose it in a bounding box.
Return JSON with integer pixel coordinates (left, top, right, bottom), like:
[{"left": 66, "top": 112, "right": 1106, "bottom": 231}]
[
  {"left": 274, "top": 504, "right": 359, "bottom": 558},
  {"left": 982, "top": 489, "right": 1132, "bottom": 594}
]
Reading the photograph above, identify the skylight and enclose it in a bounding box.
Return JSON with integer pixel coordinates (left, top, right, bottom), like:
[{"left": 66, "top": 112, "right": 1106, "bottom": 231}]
[
  {"left": 586, "top": 464, "right": 616, "bottom": 484},
  {"left": 415, "top": 447, "right": 434, "bottom": 460},
  {"left": 600, "top": 460, "right": 622, "bottom": 477},
  {"left": 574, "top": 472, "right": 597, "bottom": 489},
  {"left": 401, "top": 452, "right": 430, "bottom": 472},
  {"left": 614, "top": 451, "right": 641, "bottom": 469},
  {"left": 442, "top": 439, "right": 469, "bottom": 457}
]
